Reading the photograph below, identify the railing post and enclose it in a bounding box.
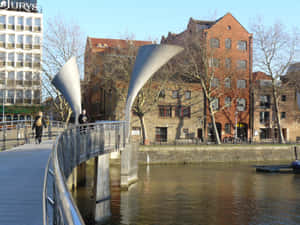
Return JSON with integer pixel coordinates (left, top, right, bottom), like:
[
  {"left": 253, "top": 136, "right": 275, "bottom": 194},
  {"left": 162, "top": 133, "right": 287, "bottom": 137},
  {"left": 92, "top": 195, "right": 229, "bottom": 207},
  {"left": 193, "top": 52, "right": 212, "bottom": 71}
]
[
  {"left": 2, "top": 124, "right": 6, "bottom": 151},
  {"left": 48, "top": 120, "right": 52, "bottom": 140}
]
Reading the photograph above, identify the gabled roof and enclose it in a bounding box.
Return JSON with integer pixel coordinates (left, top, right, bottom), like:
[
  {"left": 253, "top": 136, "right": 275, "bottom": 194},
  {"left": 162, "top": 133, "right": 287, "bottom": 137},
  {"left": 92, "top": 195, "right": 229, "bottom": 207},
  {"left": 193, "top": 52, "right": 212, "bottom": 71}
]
[
  {"left": 253, "top": 71, "right": 272, "bottom": 81},
  {"left": 87, "top": 37, "right": 152, "bottom": 52}
]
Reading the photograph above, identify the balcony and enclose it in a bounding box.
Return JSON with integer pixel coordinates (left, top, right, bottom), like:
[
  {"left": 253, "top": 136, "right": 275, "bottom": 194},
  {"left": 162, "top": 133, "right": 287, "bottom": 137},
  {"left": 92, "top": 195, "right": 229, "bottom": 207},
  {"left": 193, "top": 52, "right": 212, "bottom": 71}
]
[
  {"left": 25, "top": 26, "right": 32, "bottom": 31},
  {"left": 7, "top": 43, "right": 15, "bottom": 49},
  {"left": 24, "top": 81, "right": 32, "bottom": 87},
  {"left": 33, "top": 26, "right": 41, "bottom": 32},
  {"left": 7, "top": 25, "right": 15, "bottom": 30},
  {"left": 16, "top": 25, "right": 24, "bottom": 31},
  {"left": 24, "top": 44, "right": 33, "bottom": 50}
]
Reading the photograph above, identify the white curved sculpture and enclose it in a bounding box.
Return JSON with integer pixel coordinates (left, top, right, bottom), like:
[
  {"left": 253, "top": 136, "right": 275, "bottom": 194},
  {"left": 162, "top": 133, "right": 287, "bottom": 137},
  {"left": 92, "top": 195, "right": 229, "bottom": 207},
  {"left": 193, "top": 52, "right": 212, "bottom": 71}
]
[
  {"left": 124, "top": 44, "right": 183, "bottom": 137},
  {"left": 52, "top": 56, "right": 82, "bottom": 124}
]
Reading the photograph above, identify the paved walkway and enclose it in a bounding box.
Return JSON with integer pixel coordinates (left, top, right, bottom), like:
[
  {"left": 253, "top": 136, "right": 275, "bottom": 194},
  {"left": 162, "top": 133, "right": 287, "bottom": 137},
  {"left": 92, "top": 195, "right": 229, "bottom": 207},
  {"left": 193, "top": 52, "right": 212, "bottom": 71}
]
[{"left": 0, "top": 141, "right": 53, "bottom": 225}]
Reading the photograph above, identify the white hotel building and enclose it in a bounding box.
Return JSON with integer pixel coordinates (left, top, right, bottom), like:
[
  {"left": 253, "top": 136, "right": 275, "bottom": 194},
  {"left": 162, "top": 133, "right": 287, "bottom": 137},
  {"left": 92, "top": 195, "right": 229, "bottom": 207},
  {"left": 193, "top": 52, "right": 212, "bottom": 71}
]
[{"left": 0, "top": 1, "right": 42, "bottom": 121}]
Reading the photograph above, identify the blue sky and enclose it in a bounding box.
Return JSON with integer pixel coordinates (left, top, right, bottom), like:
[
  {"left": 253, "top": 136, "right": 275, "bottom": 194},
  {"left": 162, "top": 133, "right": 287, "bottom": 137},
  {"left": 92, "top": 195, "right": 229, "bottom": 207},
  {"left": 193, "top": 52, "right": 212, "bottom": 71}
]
[{"left": 40, "top": 0, "right": 300, "bottom": 41}]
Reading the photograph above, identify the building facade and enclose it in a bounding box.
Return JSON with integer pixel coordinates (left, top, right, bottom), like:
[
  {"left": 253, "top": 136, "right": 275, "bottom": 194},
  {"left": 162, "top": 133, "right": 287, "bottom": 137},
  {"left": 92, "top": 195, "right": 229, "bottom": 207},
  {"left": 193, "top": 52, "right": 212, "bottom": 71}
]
[
  {"left": 0, "top": 0, "right": 42, "bottom": 121},
  {"left": 252, "top": 71, "right": 300, "bottom": 142},
  {"left": 161, "top": 13, "right": 252, "bottom": 142}
]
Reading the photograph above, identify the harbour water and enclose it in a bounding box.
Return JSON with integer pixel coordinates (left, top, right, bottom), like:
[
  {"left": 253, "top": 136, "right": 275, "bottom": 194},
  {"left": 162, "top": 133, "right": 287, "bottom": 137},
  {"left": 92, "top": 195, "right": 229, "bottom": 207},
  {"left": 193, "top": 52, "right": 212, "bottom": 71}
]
[{"left": 73, "top": 162, "right": 300, "bottom": 225}]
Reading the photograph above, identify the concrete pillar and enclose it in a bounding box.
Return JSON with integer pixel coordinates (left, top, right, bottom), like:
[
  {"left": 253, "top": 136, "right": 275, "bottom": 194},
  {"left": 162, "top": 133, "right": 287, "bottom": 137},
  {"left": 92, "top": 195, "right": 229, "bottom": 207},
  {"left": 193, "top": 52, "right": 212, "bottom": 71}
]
[
  {"left": 76, "top": 162, "right": 86, "bottom": 186},
  {"left": 95, "top": 154, "right": 111, "bottom": 223},
  {"left": 121, "top": 142, "right": 139, "bottom": 190}
]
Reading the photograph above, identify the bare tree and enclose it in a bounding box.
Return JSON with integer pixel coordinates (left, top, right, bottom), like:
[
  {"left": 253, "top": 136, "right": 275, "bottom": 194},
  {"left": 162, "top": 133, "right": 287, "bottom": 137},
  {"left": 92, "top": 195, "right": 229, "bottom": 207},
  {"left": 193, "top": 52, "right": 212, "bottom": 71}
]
[
  {"left": 251, "top": 19, "right": 300, "bottom": 143},
  {"left": 87, "top": 39, "right": 176, "bottom": 144},
  {"left": 177, "top": 33, "right": 243, "bottom": 144},
  {"left": 42, "top": 16, "right": 85, "bottom": 123}
]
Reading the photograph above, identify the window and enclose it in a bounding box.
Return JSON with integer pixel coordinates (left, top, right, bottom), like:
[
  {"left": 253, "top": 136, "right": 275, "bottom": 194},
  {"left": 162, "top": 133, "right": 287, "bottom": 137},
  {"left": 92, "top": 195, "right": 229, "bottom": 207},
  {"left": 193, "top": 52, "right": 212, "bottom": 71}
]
[
  {"left": 225, "top": 96, "right": 231, "bottom": 107},
  {"left": 210, "top": 58, "right": 220, "bottom": 68},
  {"left": 210, "top": 38, "right": 220, "bottom": 48},
  {"left": 25, "top": 72, "right": 32, "bottom": 80},
  {"left": 131, "top": 127, "right": 141, "bottom": 136},
  {"left": 281, "top": 95, "right": 286, "bottom": 102},
  {"left": 0, "top": 72, "right": 5, "bottom": 79},
  {"left": 0, "top": 52, "right": 5, "bottom": 61},
  {"left": 281, "top": 112, "right": 286, "bottom": 119},
  {"left": 7, "top": 52, "right": 14, "bottom": 62},
  {"left": 225, "top": 77, "right": 231, "bottom": 88},
  {"left": 17, "top": 53, "right": 23, "bottom": 62},
  {"left": 25, "top": 54, "right": 32, "bottom": 62},
  {"left": 260, "top": 111, "right": 270, "bottom": 124},
  {"left": 17, "top": 35, "right": 23, "bottom": 44},
  {"left": 260, "top": 128, "right": 271, "bottom": 139},
  {"left": 225, "top": 38, "right": 231, "bottom": 49},
  {"left": 8, "top": 71, "right": 14, "bottom": 80},
  {"left": 34, "top": 36, "right": 40, "bottom": 45},
  {"left": 0, "top": 34, "right": 4, "bottom": 43},
  {"left": 17, "top": 71, "right": 23, "bottom": 80},
  {"left": 211, "top": 98, "right": 219, "bottom": 111},
  {"left": 225, "top": 58, "right": 231, "bottom": 69},
  {"left": 175, "top": 106, "right": 191, "bottom": 118},
  {"left": 7, "top": 90, "right": 14, "bottom": 98},
  {"left": 260, "top": 95, "right": 270, "bottom": 109},
  {"left": 0, "top": 15, "right": 5, "bottom": 24},
  {"left": 185, "top": 91, "right": 191, "bottom": 99},
  {"left": 26, "top": 17, "right": 32, "bottom": 26},
  {"left": 172, "top": 90, "right": 179, "bottom": 98},
  {"left": 155, "top": 127, "right": 167, "bottom": 142},
  {"left": 237, "top": 98, "right": 246, "bottom": 111},
  {"left": 8, "top": 16, "right": 14, "bottom": 25},
  {"left": 225, "top": 123, "right": 231, "bottom": 134},
  {"left": 211, "top": 78, "right": 219, "bottom": 88},
  {"left": 16, "top": 90, "right": 23, "bottom": 99},
  {"left": 237, "top": 79, "right": 246, "bottom": 88},
  {"left": 8, "top": 34, "right": 15, "bottom": 44},
  {"left": 159, "top": 105, "right": 172, "bottom": 117},
  {"left": 25, "top": 90, "right": 32, "bottom": 98},
  {"left": 34, "top": 18, "right": 41, "bottom": 27},
  {"left": 33, "top": 72, "right": 40, "bottom": 80},
  {"left": 33, "top": 54, "right": 40, "bottom": 62},
  {"left": 237, "top": 40, "right": 247, "bottom": 51},
  {"left": 159, "top": 89, "right": 165, "bottom": 98},
  {"left": 25, "top": 35, "right": 32, "bottom": 44},
  {"left": 17, "top": 17, "right": 23, "bottom": 26},
  {"left": 237, "top": 60, "right": 247, "bottom": 70},
  {"left": 34, "top": 90, "right": 40, "bottom": 99}
]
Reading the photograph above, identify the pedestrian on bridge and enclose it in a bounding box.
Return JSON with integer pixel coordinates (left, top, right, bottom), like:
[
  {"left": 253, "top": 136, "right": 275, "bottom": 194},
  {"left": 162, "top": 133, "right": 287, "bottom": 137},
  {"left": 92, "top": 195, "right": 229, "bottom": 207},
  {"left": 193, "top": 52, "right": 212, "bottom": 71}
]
[{"left": 32, "top": 111, "right": 47, "bottom": 144}]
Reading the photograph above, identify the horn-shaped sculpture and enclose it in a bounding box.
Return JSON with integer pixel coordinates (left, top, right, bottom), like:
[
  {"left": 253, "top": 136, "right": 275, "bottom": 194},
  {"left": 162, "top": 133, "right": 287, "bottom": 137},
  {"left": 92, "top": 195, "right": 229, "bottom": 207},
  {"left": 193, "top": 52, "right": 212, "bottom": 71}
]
[
  {"left": 124, "top": 44, "right": 183, "bottom": 139},
  {"left": 52, "top": 56, "right": 82, "bottom": 124}
]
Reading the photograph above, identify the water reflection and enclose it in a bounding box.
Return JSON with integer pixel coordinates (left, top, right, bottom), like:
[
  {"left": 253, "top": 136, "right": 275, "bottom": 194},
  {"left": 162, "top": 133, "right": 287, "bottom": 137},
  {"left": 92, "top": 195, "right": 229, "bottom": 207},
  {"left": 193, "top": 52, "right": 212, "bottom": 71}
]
[{"left": 74, "top": 162, "right": 300, "bottom": 225}]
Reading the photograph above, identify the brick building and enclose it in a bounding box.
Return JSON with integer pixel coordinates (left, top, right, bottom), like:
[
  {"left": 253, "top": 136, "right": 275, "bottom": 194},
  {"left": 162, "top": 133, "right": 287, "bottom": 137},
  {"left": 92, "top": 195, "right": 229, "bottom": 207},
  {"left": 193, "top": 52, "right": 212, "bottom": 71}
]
[
  {"left": 252, "top": 71, "right": 300, "bottom": 142},
  {"left": 161, "top": 13, "right": 253, "bottom": 142}
]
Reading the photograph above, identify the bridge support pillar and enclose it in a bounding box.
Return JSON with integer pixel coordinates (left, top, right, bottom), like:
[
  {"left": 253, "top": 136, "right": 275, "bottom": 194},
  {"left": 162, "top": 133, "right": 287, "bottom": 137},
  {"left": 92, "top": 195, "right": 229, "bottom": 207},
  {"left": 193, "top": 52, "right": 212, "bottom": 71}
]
[
  {"left": 94, "top": 154, "right": 111, "bottom": 224},
  {"left": 121, "top": 142, "right": 139, "bottom": 190}
]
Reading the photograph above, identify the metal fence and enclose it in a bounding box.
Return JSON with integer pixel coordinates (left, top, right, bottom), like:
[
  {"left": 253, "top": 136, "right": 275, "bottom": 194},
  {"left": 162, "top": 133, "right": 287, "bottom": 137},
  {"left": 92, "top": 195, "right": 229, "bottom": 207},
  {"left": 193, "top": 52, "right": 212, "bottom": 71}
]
[
  {"left": 43, "top": 121, "right": 127, "bottom": 225},
  {"left": 0, "top": 120, "right": 66, "bottom": 151}
]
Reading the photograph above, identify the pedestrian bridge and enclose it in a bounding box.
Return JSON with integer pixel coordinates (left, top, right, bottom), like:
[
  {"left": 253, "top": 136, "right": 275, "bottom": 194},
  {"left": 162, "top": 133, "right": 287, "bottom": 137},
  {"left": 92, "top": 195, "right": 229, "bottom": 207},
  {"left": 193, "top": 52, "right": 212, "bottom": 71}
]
[{"left": 0, "top": 120, "right": 132, "bottom": 225}]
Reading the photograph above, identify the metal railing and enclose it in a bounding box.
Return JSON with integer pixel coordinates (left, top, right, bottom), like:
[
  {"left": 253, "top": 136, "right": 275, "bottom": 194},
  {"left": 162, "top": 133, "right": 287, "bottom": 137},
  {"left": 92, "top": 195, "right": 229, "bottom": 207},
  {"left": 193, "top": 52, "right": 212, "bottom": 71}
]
[
  {"left": 0, "top": 120, "right": 66, "bottom": 151},
  {"left": 43, "top": 121, "right": 127, "bottom": 225}
]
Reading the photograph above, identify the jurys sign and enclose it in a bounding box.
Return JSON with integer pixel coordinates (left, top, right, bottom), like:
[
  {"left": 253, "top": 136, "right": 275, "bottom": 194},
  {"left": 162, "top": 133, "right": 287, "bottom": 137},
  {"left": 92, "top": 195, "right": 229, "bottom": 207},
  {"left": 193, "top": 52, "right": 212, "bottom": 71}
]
[{"left": 0, "top": 0, "right": 37, "bottom": 12}]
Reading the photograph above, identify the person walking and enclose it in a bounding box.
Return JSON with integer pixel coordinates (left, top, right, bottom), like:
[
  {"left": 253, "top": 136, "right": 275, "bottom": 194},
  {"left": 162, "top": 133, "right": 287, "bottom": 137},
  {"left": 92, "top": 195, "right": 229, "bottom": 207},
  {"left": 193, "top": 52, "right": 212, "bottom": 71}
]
[
  {"left": 32, "top": 111, "right": 47, "bottom": 144},
  {"left": 78, "top": 109, "right": 88, "bottom": 133}
]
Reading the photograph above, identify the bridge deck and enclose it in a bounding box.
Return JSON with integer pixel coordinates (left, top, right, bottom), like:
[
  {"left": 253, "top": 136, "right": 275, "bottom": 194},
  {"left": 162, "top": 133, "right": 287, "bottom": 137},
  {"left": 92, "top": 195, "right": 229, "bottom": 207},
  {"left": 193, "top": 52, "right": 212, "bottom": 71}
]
[{"left": 0, "top": 141, "right": 53, "bottom": 225}]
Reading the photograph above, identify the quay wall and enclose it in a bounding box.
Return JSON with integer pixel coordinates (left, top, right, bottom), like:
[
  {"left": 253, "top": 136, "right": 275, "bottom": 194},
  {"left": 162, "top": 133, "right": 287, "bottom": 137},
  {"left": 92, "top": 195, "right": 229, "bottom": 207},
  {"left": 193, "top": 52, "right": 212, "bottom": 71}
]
[{"left": 138, "top": 145, "right": 300, "bottom": 164}]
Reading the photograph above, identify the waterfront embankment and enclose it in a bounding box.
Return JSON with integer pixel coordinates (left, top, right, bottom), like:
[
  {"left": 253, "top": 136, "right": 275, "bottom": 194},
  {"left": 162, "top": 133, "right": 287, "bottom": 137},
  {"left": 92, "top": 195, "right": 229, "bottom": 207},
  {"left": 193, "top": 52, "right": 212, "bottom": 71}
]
[{"left": 138, "top": 144, "right": 300, "bottom": 164}]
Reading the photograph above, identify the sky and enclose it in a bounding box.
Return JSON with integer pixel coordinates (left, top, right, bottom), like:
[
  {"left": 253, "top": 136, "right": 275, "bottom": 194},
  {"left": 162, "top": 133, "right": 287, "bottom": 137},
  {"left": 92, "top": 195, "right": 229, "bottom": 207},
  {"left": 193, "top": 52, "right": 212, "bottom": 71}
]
[{"left": 39, "top": 0, "right": 300, "bottom": 42}]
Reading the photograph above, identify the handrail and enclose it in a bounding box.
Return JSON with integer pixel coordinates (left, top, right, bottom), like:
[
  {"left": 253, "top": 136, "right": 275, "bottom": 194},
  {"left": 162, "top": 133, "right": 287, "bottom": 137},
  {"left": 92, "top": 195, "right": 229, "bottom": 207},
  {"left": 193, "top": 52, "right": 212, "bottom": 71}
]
[{"left": 43, "top": 121, "right": 127, "bottom": 225}]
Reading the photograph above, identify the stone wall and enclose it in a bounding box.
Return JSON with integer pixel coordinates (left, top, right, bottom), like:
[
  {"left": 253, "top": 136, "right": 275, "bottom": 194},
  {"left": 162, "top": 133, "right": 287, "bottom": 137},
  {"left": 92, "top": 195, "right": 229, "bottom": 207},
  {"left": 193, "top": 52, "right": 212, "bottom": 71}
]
[{"left": 139, "top": 145, "right": 300, "bottom": 164}]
